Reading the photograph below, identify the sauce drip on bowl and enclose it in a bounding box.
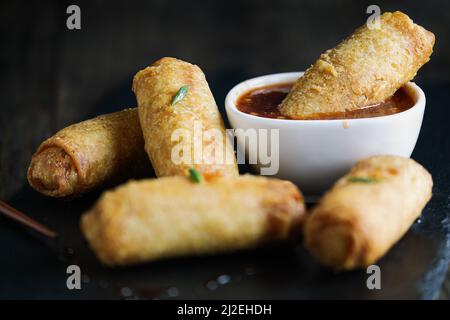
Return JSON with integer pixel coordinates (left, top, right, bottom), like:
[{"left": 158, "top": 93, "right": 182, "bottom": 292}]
[{"left": 236, "top": 83, "right": 415, "bottom": 120}]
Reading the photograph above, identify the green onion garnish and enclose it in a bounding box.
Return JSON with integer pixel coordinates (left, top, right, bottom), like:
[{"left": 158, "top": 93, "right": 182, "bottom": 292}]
[
  {"left": 348, "top": 177, "right": 380, "bottom": 184},
  {"left": 172, "top": 85, "right": 189, "bottom": 105},
  {"left": 188, "top": 168, "right": 203, "bottom": 183}
]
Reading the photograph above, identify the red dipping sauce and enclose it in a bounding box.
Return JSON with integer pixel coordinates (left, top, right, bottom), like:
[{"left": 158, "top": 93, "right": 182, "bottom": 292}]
[{"left": 236, "top": 83, "right": 415, "bottom": 120}]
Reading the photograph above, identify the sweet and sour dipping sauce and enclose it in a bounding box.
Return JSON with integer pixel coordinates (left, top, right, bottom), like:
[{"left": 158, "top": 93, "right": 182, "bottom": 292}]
[{"left": 236, "top": 83, "right": 415, "bottom": 120}]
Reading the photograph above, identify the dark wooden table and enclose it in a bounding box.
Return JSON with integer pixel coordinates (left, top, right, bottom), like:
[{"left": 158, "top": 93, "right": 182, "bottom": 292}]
[{"left": 1, "top": 0, "right": 449, "bottom": 299}]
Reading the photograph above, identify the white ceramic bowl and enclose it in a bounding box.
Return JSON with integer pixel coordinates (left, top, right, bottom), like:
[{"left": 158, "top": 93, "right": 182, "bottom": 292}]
[{"left": 225, "top": 72, "right": 426, "bottom": 197}]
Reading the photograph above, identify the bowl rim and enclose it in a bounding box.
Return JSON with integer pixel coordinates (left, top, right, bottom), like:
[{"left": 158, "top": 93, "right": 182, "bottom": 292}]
[{"left": 224, "top": 72, "right": 426, "bottom": 124}]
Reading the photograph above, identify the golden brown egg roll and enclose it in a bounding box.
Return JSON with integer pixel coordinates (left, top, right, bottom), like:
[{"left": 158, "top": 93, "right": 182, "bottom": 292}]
[
  {"left": 28, "top": 108, "right": 150, "bottom": 198},
  {"left": 132, "top": 57, "right": 238, "bottom": 180},
  {"left": 304, "top": 155, "right": 432, "bottom": 271},
  {"left": 279, "top": 11, "right": 435, "bottom": 118},
  {"left": 81, "top": 175, "right": 305, "bottom": 266}
]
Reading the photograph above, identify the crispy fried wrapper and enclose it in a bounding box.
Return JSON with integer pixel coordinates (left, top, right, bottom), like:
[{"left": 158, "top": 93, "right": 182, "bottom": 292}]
[
  {"left": 81, "top": 175, "right": 306, "bottom": 266},
  {"left": 304, "top": 155, "right": 433, "bottom": 270},
  {"left": 133, "top": 57, "right": 238, "bottom": 180},
  {"left": 27, "top": 108, "right": 151, "bottom": 198},
  {"left": 279, "top": 11, "right": 435, "bottom": 118}
]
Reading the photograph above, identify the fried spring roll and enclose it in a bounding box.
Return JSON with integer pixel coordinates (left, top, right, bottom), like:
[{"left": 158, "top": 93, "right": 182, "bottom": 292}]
[
  {"left": 81, "top": 175, "right": 305, "bottom": 266},
  {"left": 279, "top": 11, "right": 435, "bottom": 118},
  {"left": 28, "top": 108, "right": 150, "bottom": 197},
  {"left": 133, "top": 57, "right": 238, "bottom": 180},
  {"left": 304, "top": 156, "right": 432, "bottom": 270}
]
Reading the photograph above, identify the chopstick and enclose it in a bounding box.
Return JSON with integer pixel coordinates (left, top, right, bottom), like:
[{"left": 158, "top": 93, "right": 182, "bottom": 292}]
[{"left": 0, "top": 200, "right": 58, "bottom": 239}]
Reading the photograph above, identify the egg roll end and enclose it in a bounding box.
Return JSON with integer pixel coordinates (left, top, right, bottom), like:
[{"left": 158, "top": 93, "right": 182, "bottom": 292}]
[
  {"left": 305, "top": 214, "right": 367, "bottom": 271},
  {"left": 27, "top": 147, "right": 79, "bottom": 198}
]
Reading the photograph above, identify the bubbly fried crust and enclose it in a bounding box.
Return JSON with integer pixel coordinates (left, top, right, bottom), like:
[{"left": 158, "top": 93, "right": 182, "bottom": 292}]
[
  {"left": 81, "top": 175, "right": 306, "bottom": 266},
  {"left": 132, "top": 57, "right": 238, "bottom": 180},
  {"left": 279, "top": 11, "right": 435, "bottom": 118},
  {"left": 27, "top": 108, "right": 150, "bottom": 197},
  {"left": 304, "top": 156, "right": 433, "bottom": 270}
]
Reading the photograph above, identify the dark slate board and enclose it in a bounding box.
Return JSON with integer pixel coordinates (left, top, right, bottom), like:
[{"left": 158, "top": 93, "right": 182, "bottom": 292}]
[{"left": 0, "top": 83, "right": 449, "bottom": 300}]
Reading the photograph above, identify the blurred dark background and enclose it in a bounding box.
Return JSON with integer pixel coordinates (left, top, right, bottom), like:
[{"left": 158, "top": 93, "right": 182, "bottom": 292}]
[{"left": 0, "top": 0, "right": 449, "bottom": 299}]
